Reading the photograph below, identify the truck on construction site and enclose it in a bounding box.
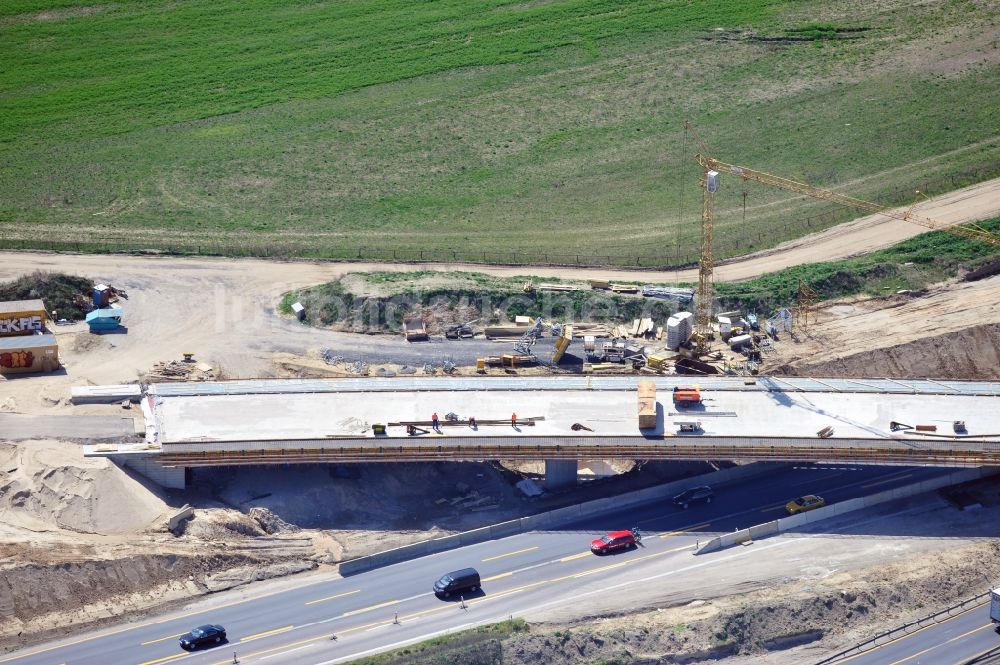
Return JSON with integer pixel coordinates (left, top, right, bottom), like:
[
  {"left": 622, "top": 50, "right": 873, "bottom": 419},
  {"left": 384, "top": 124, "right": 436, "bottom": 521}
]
[
  {"left": 991, "top": 588, "right": 1000, "bottom": 631},
  {"left": 672, "top": 386, "right": 703, "bottom": 407}
]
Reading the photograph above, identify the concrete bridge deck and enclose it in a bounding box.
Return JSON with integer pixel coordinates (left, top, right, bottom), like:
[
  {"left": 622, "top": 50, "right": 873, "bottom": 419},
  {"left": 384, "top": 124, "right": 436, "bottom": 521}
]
[{"left": 85, "top": 377, "right": 1000, "bottom": 477}]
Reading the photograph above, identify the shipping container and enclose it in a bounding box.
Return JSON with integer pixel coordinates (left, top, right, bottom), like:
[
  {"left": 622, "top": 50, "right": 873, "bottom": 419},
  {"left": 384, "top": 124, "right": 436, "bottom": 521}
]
[
  {"left": 0, "top": 300, "right": 48, "bottom": 337},
  {"left": 0, "top": 334, "right": 60, "bottom": 374}
]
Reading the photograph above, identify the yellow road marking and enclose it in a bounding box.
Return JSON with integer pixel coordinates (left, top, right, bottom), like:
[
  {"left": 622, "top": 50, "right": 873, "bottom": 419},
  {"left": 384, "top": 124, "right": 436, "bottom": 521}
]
[
  {"left": 240, "top": 625, "right": 294, "bottom": 642},
  {"left": 481, "top": 571, "right": 513, "bottom": 582},
  {"left": 888, "top": 622, "right": 992, "bottom": 665},
  {"left": 140, "top": 632, "right": 185, "bottom": 646},
  {"left": 0, "top": 575, "right": 305, "bottom": 664},
  {"left": 305, "top": 588, "right": 361, "bottom": 605},
  {"left": 862, "top": 474, "right": 912, "bottom": 489},
  {"left": 659, "top": 522, "right": 711, "bottom": 538},
  {"left": 137, "top": 653, "right": 187, "bottom": 665},
  {"left": 342, "top": 599, "right": 399, "bottom": 617},
  {"left": 219, "top": 541, "right": 697, "bottom": 664},
  {"left": 482, "top": 546, "right": 538, "bottom": 562},
  {"left": 829, "top": 601, "right": 988, "bottom": 664},
  {"left": 560, "top": 552, "right": 590, "bottom": 562},
  {"left": 209, "top": 635, "right": 321, "bottom": 665}
]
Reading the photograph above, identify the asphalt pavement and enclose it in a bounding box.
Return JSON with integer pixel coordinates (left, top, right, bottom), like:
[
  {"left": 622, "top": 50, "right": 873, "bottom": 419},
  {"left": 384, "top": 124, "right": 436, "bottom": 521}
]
[
  {"left": 0, "top": 464, "right": 950, "bottom": 665},
  {"left": 831, "top": 601, "right": 1000, "bottom": 665}
]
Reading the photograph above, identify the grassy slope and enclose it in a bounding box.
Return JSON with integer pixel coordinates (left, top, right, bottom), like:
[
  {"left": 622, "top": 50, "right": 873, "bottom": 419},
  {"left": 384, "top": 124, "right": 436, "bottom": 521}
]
[
  {"left": 344, "top": 618, "right": 528, "bottom": 665},
  {"left": 1, "top": 0, "right": 998, "bottom": 262},
  {"left": 716, "top": 216, "right": 1000, "bottom": 312},
  {"left": 281, "top": 271, "right": 680, "bottom": 332},
  {"left": 286, "top": 217, "right": 1000, "bottom": 328}
]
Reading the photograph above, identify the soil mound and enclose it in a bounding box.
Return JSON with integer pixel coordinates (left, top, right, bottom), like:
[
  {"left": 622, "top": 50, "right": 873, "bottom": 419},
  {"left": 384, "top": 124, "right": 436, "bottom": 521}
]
[{"left": 0, "top": 441, "right": 166, "bottom": 534}]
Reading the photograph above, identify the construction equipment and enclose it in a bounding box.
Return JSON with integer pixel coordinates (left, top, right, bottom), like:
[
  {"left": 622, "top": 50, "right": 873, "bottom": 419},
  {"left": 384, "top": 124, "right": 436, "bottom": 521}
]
[
  {"left": 684, "top": 121, "right": 718, "bottom": 350},
  {"left": 445, "top": 318, "right": 479, "bottom": 339},
  {"left": 551, "top": 324, "right": 573, "bottom": 364},
  {"left": 480, "top": 353, "right": 538, "bottom": 368},
  {"left": 514, "top": 317, "right": 546, "bottom": 356},
  {"left": 672, "top": 385, "right": 703, "bottom": 407},
  {"left": 684, "top": 121, "right": 1000, "bottom": 353},
  {"left": 403, "top": 318, "right": 428, "bottom": 342}
]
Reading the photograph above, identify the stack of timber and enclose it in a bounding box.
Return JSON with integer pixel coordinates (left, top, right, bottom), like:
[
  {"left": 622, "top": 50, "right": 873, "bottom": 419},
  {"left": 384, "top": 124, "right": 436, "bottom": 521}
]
[
  {"left": 637, "top": 380, "right": 657, "bottom": 429},
  {"left": 486, "top": 325, "right": 534, "bottom": 339},
  {"left": 629, "top": 318, "right": 656, "bottom": 337},
  {"left": 571, "top": 322, "right": 613, "bottom": 337}
]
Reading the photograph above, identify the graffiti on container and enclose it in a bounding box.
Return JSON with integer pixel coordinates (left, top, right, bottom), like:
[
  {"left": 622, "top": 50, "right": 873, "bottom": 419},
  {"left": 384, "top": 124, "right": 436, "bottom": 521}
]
[
  {"left": 0, "top": 315, "right": 43, "bottom": 335},
  {"left": 0, "top": 351, "right": 34, "bottom": 369}
]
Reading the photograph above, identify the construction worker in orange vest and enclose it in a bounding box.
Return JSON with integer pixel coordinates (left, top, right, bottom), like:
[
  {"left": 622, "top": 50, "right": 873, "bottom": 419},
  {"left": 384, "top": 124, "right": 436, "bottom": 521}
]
[
  {"left": 511, "top": 412, "right": 517, "bottom": 428},
  {"left": 432, "top": 413, "right": 440, "bottom": 431}
]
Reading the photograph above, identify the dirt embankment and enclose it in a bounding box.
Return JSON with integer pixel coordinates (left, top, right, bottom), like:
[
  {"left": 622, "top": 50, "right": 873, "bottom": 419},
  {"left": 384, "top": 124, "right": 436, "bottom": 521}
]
[
  {"left": 764, "top": 276, "right": 1000, "bottom": 380},
  {"left": 497, "top": 539, "right": 1000, "bottom": 665},
  {"left": 782, "top": 322, "right": 1000, "bottom": 379}
]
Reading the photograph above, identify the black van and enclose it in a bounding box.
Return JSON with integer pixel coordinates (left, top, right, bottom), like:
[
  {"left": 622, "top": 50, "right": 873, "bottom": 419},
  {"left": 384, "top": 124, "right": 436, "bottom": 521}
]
[{"left": 433, "top": 568, "right": 481, "bottom": 597}]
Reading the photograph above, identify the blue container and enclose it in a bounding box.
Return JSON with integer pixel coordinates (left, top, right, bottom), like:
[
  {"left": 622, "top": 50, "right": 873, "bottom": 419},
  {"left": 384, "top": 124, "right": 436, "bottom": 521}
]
[{"left": 85, "top": 308, "right": 122, "bottom": 332}]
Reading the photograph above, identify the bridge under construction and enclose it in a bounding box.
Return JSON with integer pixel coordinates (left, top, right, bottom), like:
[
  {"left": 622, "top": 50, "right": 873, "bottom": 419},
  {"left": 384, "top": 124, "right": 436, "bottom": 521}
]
[{"left": 85, "top": 376, "right": 1000, "bottom": 489}]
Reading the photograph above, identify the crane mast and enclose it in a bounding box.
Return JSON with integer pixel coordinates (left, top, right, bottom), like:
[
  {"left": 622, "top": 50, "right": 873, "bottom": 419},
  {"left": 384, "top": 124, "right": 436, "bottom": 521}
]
[{"left": 695, "top": 166, "right": 718, "bottom": 341}]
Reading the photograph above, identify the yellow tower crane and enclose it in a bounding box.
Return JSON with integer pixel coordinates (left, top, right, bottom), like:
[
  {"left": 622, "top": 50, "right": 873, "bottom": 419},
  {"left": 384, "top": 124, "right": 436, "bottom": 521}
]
[{"left": 684, "top": 124, "right": 1000, "bottom": 349}]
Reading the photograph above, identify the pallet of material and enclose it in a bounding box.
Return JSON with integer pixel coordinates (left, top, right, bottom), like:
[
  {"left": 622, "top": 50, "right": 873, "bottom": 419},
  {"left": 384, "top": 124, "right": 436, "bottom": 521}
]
[
  {"left": 573, "top": 327, "right": 610, "bottom": 338},
  {"left": 538, "top": 283, "right": 581, "bottom": 292},
  {"left": 611, "top": 324, "right": 631, "bottom": 338},
  {"left": 610, "top": 283, "right": 640, "bottom": 294},
  {"left": 583, "top": 362, "right": 629, "bottom": 373},
  {"left": 589, "top": 279, "right": 611, "bottom": 290},
  {"left": 485, "top": 326, "right": 532, "bottom": 338},
  {"left": 637, "top": 379, "right": 657, "bottom": 429}
]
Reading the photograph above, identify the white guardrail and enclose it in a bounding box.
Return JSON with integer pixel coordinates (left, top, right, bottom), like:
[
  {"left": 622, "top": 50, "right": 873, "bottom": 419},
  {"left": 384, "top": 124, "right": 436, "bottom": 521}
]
[
  {"left": 695, "top": 467, "right": 1000, "bottom": 554},
  {"left": 338, "top": 462, "right": 785, "bottom": 575}
]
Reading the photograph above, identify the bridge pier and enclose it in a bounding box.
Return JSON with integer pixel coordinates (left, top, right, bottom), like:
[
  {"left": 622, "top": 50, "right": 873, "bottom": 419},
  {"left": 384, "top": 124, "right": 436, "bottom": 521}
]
[
  {"left": 544, "top": 459, "right": 578, "bottom": 490},
  {"left": 118, "top": 454, "right": 187, "bottom": 489}
]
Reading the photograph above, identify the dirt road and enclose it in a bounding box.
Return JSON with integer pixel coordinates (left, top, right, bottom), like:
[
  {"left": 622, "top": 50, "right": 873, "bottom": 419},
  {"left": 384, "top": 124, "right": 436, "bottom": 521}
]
[{"left": 0, "top": 176, "right": 997, "bottom": 396}]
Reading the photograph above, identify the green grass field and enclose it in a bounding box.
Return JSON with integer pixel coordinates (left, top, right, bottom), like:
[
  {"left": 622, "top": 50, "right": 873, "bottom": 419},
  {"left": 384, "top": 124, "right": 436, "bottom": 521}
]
[{"left": 1, "top": 0, "right": 998, "bottom": 264}]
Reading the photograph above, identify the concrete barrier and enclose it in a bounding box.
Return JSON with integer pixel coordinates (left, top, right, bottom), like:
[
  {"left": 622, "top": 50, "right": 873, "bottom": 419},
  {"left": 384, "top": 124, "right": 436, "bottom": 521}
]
[
  {"left": 167, "top": 505, "right": 194, "bottom": 532},
  {"left": 697, "top": 467, "right": 999, "bottom": 555},
  {"left": 339, "top": 461, "right": 784, "bottom": 575}
]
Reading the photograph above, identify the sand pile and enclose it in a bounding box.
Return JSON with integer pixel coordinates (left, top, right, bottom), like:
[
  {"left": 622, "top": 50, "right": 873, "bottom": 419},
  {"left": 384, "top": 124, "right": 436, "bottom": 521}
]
[{"left": 0, "top": 441, "right": 166, "bottom": 535}]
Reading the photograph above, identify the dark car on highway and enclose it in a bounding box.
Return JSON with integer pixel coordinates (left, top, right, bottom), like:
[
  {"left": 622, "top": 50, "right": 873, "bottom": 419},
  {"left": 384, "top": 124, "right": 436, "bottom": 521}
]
[
  {"left": 590, "top": 530, "right": 637, "bottom": 554},
  {"left": 433, "top": 568, "right": 481, "bottom": 598},
  {"left": 672, "top": 485, "right": 713, "bottom": 509},
  {"left": 179, "top": 624, "right": 227, "bottom": 650}
]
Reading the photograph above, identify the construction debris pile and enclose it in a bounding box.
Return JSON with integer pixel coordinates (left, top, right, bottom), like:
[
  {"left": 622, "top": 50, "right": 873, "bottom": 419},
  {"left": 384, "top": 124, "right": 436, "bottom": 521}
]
[{"left": 144, "top": 357, "right": 216, "bottom": 382}]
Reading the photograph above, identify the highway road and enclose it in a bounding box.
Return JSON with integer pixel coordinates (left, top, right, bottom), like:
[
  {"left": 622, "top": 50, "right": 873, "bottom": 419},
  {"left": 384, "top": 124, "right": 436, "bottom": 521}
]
[
  {"left": 832, "top": 599, "right": 1000, "bottom": 665},
  {"left": 0, "top": 464, "right": 950, "bottom": 665}
]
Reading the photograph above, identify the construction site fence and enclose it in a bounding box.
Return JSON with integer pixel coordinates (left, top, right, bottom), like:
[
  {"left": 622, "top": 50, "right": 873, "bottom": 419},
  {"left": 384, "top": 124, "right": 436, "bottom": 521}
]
[
  {"left": 337, "top": 462, "right": 785, "bottom": 576},
  {"left": 696, "top": 466, "right": 999, "bottom": 556},
  {"left": 813, "top": 588, "right": 994, "bottom": 665},
  {"left": 2, "top": 166, "right": 996, "bottom": 268}
]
